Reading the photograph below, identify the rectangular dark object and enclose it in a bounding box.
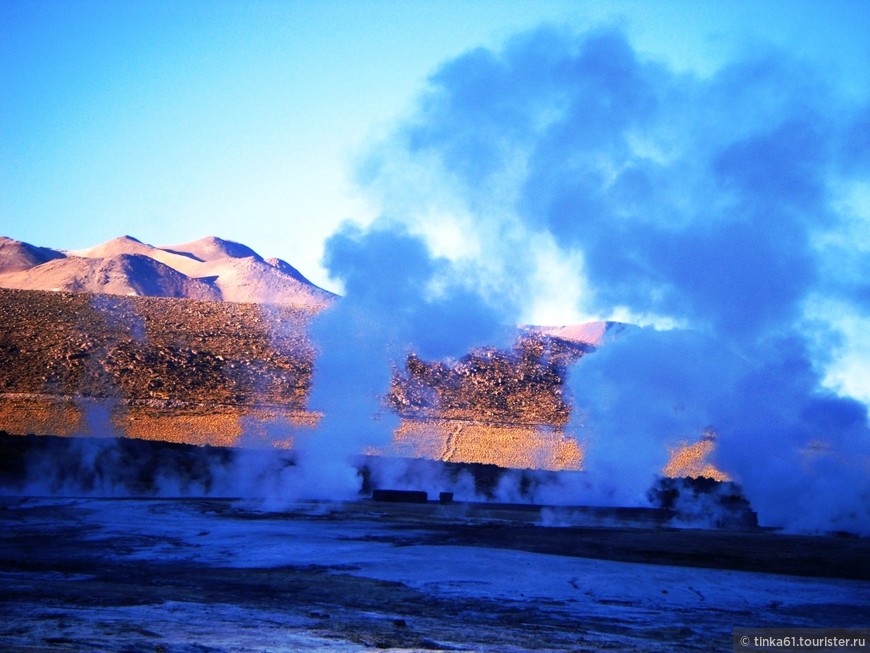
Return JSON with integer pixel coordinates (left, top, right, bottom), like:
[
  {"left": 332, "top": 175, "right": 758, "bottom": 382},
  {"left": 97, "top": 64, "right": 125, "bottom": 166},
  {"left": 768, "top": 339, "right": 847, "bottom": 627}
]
[{"left": 371, "top": 489, "right": 428, "bottom": 503}]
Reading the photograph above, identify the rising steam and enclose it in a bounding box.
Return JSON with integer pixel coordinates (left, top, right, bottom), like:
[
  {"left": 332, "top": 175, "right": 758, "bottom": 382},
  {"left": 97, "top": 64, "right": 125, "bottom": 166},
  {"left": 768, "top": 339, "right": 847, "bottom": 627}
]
[
  {"left": 326, "top": 25, "right": 870, "bottom": 532},
  {"left": 296, "top": 222, "right": 510, "bottom": 499}
]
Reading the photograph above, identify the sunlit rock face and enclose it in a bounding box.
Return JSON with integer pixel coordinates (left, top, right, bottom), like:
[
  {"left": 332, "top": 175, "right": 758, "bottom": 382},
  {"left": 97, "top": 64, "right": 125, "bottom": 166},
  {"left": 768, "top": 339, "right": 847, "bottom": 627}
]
[
  {"left": 662, "top": 432, "right": 729, "bottom": 482},
  {"left": 377, "top": 333, "right": 589, "bottom": 470},
  {"left": 380, "top": 326, "right": 727, "bottom": 477},
  {"left": 370, "top": 419, "right": 584, "bottom": 471},
  {"left": 389, "top": 336, "right": 588, "bottom": 426}
]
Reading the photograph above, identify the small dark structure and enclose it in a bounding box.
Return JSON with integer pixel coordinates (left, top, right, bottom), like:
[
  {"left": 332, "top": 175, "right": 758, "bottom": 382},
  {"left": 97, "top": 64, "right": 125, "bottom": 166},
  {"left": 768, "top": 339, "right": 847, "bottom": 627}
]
[
  {"left": 371, "top": 489, "right": 428, "bottom": 504},
  {"left": 648, "top": 476, "right": 758, "bottom": 530},
  {"left": 439, "top": 492, "right": 454, "bottom": 504}
]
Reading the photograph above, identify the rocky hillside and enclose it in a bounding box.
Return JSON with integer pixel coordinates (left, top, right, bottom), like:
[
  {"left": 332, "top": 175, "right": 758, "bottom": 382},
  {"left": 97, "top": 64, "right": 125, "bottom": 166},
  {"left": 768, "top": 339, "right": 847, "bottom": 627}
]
[
  {"left": 0, "top": 287, "right": 725, "bottom": 476},
  {"left": 0, "top": 287, "right": 612, "bottom": 467},
  {"left": 390, "top": 335, "right": 593, "bottom": 426},
  {"left": 0, "top": 286, "right": 605, "bottom": 421},
  {"left": 0, "top": 288, "right": 315, "bottom": 407}
]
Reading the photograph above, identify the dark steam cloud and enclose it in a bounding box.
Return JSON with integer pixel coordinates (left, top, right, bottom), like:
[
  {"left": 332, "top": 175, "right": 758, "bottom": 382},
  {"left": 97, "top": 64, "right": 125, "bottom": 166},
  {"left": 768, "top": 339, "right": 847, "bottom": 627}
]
[{"left": 350, "top": 25, "right": 870, "bottom": 531}]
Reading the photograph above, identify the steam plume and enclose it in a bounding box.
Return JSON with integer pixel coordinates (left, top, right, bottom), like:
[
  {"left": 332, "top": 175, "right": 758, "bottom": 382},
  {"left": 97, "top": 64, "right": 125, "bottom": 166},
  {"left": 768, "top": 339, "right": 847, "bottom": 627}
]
[
  {"left": 349, "top": 25, "right": 870, "bottom": 532},
  {"left": 301, "top": 222, "right": 509, "bottom": 498}
]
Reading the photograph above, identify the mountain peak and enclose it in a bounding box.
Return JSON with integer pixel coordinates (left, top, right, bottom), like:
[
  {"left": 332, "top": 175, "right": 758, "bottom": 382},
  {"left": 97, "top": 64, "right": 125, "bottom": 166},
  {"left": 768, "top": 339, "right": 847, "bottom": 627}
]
[
  {"left": 70, "top": 235, "right": 154, "bottom": 259},
  {"left": 266, "top": 257, "right": 313, "bottom": 285},
  {"left": 160, "top": 236, "right": 262, "bottom": 263},
  {"left": 0, "top": 236, "right": 66, "bottom": 272}
]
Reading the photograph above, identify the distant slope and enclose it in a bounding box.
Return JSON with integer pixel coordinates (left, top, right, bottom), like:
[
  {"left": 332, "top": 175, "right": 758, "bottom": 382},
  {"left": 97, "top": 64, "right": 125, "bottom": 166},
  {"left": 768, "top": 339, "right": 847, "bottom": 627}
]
[
  {"left": 196, "top": 256, "right": 334, "bottom": 306},
  {"left": 525, "top": 321, "right": 631, "bottom": 347},
  {"left": 266, "top": 257, "right": 317, "bottom": 285},
  {"left": 0, "top": 253, "right": 222, "bottom": 300},
  {"left": 0, "top": 237, "right": 66, "bottom": 273},
  {"left": 1, "top": 234, "right": 336, "bottom": 308}
]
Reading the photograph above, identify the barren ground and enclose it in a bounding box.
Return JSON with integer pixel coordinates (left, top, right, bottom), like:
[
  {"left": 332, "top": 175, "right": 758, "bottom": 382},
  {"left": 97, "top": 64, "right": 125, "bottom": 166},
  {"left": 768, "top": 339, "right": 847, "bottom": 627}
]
[{"left": 1, "top": 496, "right": 868, "bottom": 652}]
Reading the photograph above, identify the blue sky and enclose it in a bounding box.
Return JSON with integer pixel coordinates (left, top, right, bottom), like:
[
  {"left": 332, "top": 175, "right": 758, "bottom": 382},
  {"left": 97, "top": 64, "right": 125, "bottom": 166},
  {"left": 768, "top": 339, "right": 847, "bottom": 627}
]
[{"left": 3, "top": 0, "right": 868, "bottom": 294}]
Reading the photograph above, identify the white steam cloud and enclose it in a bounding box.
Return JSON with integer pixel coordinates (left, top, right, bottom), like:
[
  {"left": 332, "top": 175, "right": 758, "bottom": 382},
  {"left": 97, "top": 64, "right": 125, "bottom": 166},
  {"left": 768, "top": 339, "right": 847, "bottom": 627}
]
[{"left": 297, "top": 222, "right": 511, "bottom": 500}]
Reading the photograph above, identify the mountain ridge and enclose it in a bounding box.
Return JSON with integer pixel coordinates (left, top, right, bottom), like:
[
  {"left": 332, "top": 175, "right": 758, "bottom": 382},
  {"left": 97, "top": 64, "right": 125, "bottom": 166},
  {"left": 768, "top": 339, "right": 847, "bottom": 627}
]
[{"left": 0, "top": 235, "right": 336, "bottom": 309}]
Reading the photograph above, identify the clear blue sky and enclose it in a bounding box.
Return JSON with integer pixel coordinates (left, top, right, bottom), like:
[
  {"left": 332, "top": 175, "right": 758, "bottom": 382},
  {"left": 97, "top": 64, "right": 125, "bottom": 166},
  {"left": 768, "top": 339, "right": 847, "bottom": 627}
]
[{"left": 3, "top": 0, "right": 868, "bottom": 294}]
